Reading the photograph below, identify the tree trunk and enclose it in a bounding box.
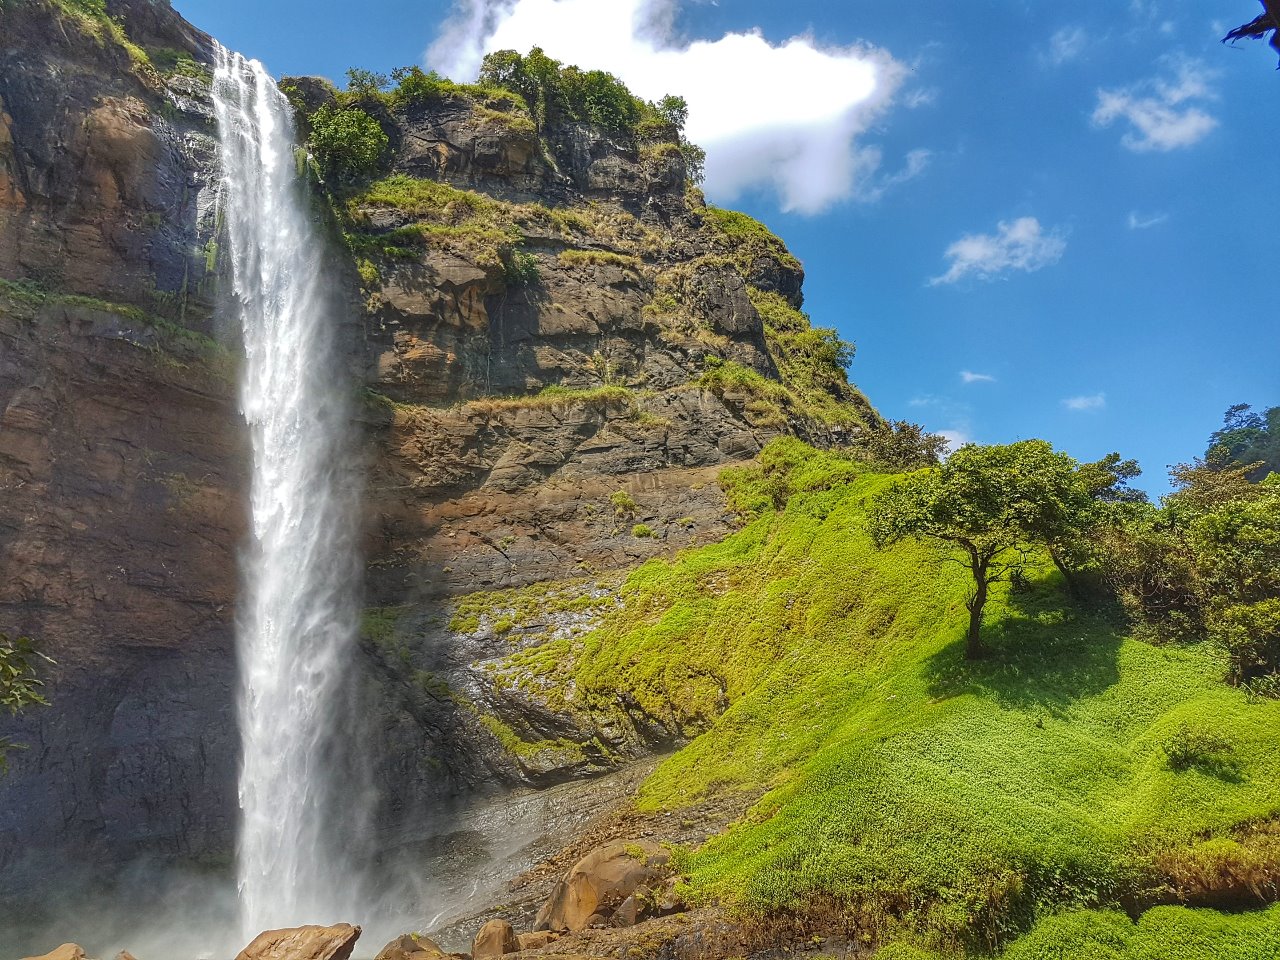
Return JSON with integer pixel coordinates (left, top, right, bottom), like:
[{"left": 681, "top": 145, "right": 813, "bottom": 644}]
[
  {"left": 965, "top": 551, "right": 989, "bottom": 660},
  {"left": 1050, "top": 548, "right": 1082, "bottom": 601}
]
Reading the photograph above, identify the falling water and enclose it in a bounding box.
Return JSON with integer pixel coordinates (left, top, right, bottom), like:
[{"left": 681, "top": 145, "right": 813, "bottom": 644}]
[{"left": 212, "top": 45, "right": 364, "bottom": 937}]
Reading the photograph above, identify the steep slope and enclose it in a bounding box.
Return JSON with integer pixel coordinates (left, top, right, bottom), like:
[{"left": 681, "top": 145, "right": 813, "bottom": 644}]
[{"left": 435, "top": 439, "right": 1280, "bottom": 956}]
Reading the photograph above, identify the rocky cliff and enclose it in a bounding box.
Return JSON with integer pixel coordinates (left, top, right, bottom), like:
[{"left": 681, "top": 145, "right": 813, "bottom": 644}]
[{"left": 0, "top": 0, "right": 882, "bottom": 921}]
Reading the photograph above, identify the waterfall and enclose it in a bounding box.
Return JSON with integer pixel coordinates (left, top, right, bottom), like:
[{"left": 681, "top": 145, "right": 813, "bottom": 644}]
[{"left": 211, "top": 45, "right": 365, "bottom": 937}]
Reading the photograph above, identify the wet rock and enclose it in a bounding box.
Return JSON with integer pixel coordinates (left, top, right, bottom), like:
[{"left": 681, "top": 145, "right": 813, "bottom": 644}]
[
  {"left": 235, "top": 924, "right": 361, "bottom": 960},
  {"left": 372, "top": 934, "right": 448, "bottom": 960},
  {"left": 20, "top": 945, "right": 87, "bottom": 960},
  {"left": 533, "top": 840, "right": 670, "bottom": 932},
  {"left": 471, "top": 918, "right": 519, "bottom": 957}
]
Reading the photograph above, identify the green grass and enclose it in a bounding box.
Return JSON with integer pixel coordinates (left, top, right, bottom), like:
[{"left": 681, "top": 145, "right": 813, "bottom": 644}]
[
  {"left": 703, "top": 206, "right": 802, "bottom": 274},
  {"left": 471, "top": 439, "right": 1280, "bottom": 954}
]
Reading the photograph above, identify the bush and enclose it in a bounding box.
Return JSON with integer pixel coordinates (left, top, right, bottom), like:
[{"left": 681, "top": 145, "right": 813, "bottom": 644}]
[
  {"left": 307, "top": 105, "right": 388, "bottom": 182},
  {"left": 612, "top": 490, "right": 638, "bottom": 517},
  {"left": 502, "top": 250, "right": 540, "bottom": 287},
  {"left": 1162, "top": 723, "right": 1235, "bottom": 772},
  {"left": 632, "top": 524, "right": 654, "bottom": 539}
]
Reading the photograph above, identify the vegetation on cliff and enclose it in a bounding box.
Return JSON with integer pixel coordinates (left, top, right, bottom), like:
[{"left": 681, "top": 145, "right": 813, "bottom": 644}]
[{"left": 454, "top": 437, "right": 1280, "bottom": 955}]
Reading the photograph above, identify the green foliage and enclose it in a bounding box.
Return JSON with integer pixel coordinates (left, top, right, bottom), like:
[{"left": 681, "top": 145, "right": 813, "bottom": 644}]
[
  {"left": 703, "top": 207, "right": 802, "bottom": 274},
  {"left": 307, "top": 104, "right": 388, "bottom": 182},
  {"left": 344, "top": 67, "right": 389, "bottom": 99},
  {"left": 1208, "top": 403, "right": 1279, "bottom": 480},
  {"left": 1096, "top": 464, "right": 1280, "bottom": 685},
  {"left": 852, "top": 420, "right": 949, "bottom": 472},
  {"left": 632, "top": 523, "right": 655, "bottom": 539},
  {"left": 1, "top": 634, "right": 51, "bottom": 774},
  {"left": 868, "top": 441, "right": 1093, "bottom": 658},
  {"left": 501, "top": 249, "right": 540, "bottom": 287},
  {"left": 998, "top": 905, "right": 1280, "bottom": 959},
  {"left": 148, "top": 46, "right": 207, "bottom": 79},
  {"left": 476, "top": 439, "right": 1280, "bottom": 953},
  {"left": 557, "top": 249, "right": 642, "bottom": 270},
  {"left": 611, "top": 490, "right": 638, "bottom": 517},
  {"left": 1161, "top": 722, "right": 1236, "bottom": 773}
]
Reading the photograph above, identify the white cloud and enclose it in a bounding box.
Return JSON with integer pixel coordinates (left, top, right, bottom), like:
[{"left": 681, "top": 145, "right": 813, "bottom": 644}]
[
  {"left": 904, "top": 88, "right": 938, "bottom": 109},
  {"left": 938, "top": 429, "right": 972, "bottom": 454},
  {"left": 1092, "top": 59, "right": 1218, "bottom": 152},
  {"left": 929, "top": 217, "right": 1067, "bottom": 286},
  {"left": 427, "top": 0, "right": 909, "bottom": 213},
  {"left": 960, "top": 370, "right": 995, "bottom": 384},
  {"left": 1063, "top": 393, "right": 1106, "bottom": 412},
  {"left": 1127, "top": 210, "right": 1169, "bottom": 229},
  {"left": 1043, "top": 26, "right": 1088, "bottom": 66}
]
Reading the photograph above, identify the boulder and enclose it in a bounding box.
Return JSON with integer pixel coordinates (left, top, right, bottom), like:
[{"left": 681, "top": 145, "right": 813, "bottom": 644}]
[
  {"left": 235, "top": 924, "right": 361, "bottom": 960},
  {"left": 372, "top": 934, "right": 448, "bottom": 960},
  {"left": 516, "top": 931, "right": 559, "bottom": 951},
  {"left": 116, "top": 953, "right": 140, "bottom": 960},
  {"left": 21, "top": 946, "right": 87, "bottom": 960},
  {"left": 533, "top": 840, "right": 669, "bottom": 932},
  {"left": 472, "top": 919, "right": 519, "bottom": 957}
]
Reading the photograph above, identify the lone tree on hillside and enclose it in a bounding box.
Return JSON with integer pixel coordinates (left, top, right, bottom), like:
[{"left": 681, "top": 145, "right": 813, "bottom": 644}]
[
  {"left": 1, "top": 634, "right": 50, "bottom": 773},
  {"left": 868, "top": 441, "right": 1092, "bottom": 660}
]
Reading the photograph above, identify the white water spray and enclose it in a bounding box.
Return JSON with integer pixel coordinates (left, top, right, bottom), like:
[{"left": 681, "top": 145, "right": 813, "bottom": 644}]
[{"left": 212, "top": 45, "right": 364, "bottom": 937}]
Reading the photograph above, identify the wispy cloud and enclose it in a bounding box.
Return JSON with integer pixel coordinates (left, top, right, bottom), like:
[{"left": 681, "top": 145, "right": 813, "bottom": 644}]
[
  {"left": 1092, "top": 59, "right": 1218, "bottom": 152},
  {"left": 960, "top": 370, "right": 995, "bottom": 384},
  {"left": 858, "top": 148, "right": 931, "bottom": 202},
  {"left": 1127, "top": 210, "right": 1169, "bottom": 230},
  {"left": 903, "top": 88, "right": 938, "bottom": 109},
  {"left": 1063, "top": 393, "right": 1106, "bottom": 412},
  {"left": 1043, "top": 26, "right": 1088, "bottom": 66},
  {"left": 427, "top": 0, "right": 911, "bottom": 214},
  {"left": 929, "top": 217, "right": 1067, "bottom": 286}
]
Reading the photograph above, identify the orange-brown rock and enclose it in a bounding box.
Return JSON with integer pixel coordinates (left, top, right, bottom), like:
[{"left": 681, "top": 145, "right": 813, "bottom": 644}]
[
  {"left": 472, "top": 919, "right": 519, "bottom": 957},
  {"left": 515, "top": 931, "right": 559, "bottom": 951},
  {"left": 234, "top": 924, "right": 361, "bottom": 960},
  {"left": 533, "top": 841, "right": 670, "bottom": 932},
  {"left": 372, "top": 934, "right": 448, "bottom": 960},
  {"left": 20, "top": 945, "right": 87, "bottom": 960}
]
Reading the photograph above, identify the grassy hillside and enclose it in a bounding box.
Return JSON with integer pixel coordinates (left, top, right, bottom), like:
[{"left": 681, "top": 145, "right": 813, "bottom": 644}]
[{"left": 481, "top": 439, "right": 1280, "bottom": 955}]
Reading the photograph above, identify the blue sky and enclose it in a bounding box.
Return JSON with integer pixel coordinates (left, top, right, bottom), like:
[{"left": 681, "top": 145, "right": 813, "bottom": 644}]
[{"left": 175, "top": 0, "right": 1280, "bottom": 493}]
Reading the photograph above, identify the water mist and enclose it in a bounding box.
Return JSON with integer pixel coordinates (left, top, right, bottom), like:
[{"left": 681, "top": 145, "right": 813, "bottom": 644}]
[{"left": 212, "top": 45, "right": 365, "bottom": 938}]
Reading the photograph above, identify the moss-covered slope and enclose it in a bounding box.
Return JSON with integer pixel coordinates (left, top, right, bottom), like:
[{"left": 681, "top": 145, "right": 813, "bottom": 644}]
[{"left": 453, "top": 438, "right": 1280, "bottom": 955}]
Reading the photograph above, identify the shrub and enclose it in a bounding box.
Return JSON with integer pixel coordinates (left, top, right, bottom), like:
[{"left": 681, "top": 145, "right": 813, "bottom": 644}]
[
  {"left": 1162, "top": 723, "right": 1235, "bottom": 772},
  {"left": 612, "top": 490, "right": 638, "bottom": 517},
  {"left": 307, "top": 105, "right": 388, "bottom": 182},
  {"left": 502, "top": 250, "right": 540, "bottom": 287},
  {"left": 632, "top": 524, "right": 654, "bottom": 539}
]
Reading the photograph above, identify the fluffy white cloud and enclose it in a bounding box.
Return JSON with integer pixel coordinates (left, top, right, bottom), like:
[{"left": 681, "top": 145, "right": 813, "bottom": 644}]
[
  {"left": 929, "top": 217, "right": 1067, "bottom": 286},
  {"left": 960, "top": 370, "right": 995, "bottom": 384},
  {"left": 1063, "top": 393, "right": 1106, "bottom": 412},
  {"left": 1043, "top": 26, "right": 1088, "bottom": 66},
  {"left": 1092, "top": 59, "right": 1218, "bottom": 152},
  {"left": 1127, "top": 210, "right": 1169, "bottom": 230},
  {"left": 427, "top": 0, "right": 909, "bottom": 213}
]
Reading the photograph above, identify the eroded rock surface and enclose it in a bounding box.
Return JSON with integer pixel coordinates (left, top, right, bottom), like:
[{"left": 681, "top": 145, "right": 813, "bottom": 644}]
[{"left": 235, "top": 925, "right": 361, "bottom": 960}]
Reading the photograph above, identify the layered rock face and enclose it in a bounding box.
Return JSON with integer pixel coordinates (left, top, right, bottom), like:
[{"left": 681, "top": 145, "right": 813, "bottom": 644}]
[
  {"left": 0, "top": 0, "right": 240, "bottom": 912},
  {"left": 0, "top": 0, "right": 880, "bottom": 924}
]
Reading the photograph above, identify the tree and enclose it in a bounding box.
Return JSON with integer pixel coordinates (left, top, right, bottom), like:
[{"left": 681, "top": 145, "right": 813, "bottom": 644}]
[
  {"left": 1, "top": 634, "right": 51, "bottom": 773},
  {"left": 1223, "top": 1, "right": 1280, "bottom": 66},
  {"left": 344, "top": 68, "right": 389, "bottom": 99},
  {"left": 868, "top": 441, "right": 1091, "bottom": 659},
  {"left": 307, "top": 104, "right": 389, "bottom": 183},
  {"left": 1206, "top": 403, "right": 1279, "bottom": 481}
]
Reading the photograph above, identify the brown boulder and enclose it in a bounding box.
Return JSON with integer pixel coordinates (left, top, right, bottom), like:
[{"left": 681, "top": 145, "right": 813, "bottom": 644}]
[
  {"left": 235, "top": 924, "right": 361, "bottom": 960},
  {"left": 21, "top": 946, "right": 87, "bottom": 960},
  {"left": 372, "top": 934, "right": 448, "bottom": 960},
  {"left": 516, "top": 931, "right": 559, "bottom": 951},
  {"left": 472, "top": 919, "right": 519, "bottom": 957},
  {"left": 533, "top": 840, "right": 670, "bottom": 932}
]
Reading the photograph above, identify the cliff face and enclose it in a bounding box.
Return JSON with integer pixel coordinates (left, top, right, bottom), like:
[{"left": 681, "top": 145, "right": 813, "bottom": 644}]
[
  {"left": 0, "top": 0, "right": 241, "bottom": 905},
  {"left": 0, "top": 0, "right": 880, "bottom": 914}
]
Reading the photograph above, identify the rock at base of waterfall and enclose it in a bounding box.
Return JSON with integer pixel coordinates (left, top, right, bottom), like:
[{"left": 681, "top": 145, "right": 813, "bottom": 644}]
[
  {"left": 372, "top": 934, "right": 448, "bottom": 960},
  {"left": 516, "top": 931, "right": 559, "bottom": 951},
  {"left": 472, "top": 919, "right": 519, "bottom": 957},
  {"left": 533, "top": 840, "right": 670, "bottom": 932},
  {"left": 234, "top": 924, "right": 361, "bottom": 960},
  {"left": 21, "top": 945, "right": 88, "bottom": 960},
  {"left": 116, "top": 952, "right": 140, "bottom": 960}
]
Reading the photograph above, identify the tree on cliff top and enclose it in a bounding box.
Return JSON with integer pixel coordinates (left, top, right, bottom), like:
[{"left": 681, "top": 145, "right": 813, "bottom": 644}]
[
  {"left": 868, "top": 441, "right": 1092, "bottom": 659},
  {"left": 1, "top": 634, "right": 51, "bottom": 773},
  {"left": 1223, "top": 1, "right": 1280, "bottom": 65}
]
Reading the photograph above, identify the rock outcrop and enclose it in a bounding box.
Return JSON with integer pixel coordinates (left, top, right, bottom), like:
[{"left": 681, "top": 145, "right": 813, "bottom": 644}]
[
  {"left": 533, "top": 841, "right": 670, "bottom": 932},
  {"left": 235, "top": 925, "right": 361, "bottom": 960}
]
